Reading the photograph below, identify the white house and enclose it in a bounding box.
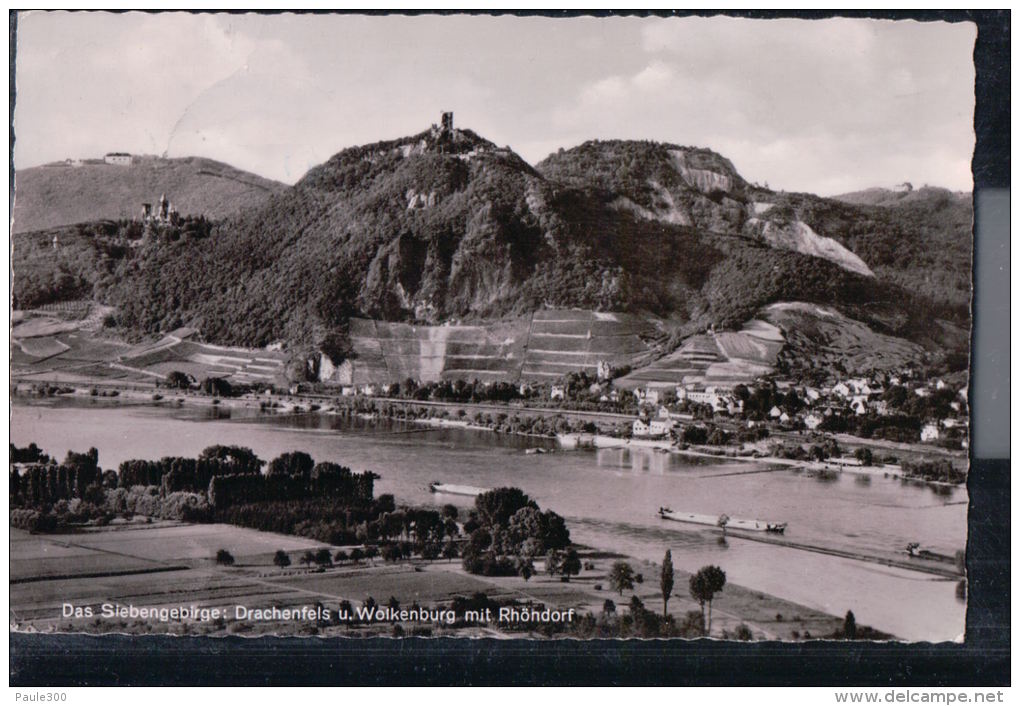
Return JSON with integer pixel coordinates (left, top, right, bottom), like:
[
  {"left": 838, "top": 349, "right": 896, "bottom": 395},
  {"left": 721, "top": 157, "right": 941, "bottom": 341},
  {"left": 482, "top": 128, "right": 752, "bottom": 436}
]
[
  {"left": 550, "top": 385, "right": 565, "bottom": 400},
  {"left": 935, "top": 379, "right": 947, "bottom": 390},
  {"left": 340, "top": 386, "right": 356, "bottom": 397},
  {"left": 804, "top": 413, "right": 823, "bottom": 430},
  {"left": 920, "top": 423, "right": 940, "bottom": 442},
  {"left": 632, "top": 419, "right": 650, "bottom": 437},
  {"left": 769, "top": 405, "right": 783, "bottom": 419},
  {"left": 634, "top": 388, "right": 660, "bottom": 406},
  {"left": 914, "top": 388, "right": 931, "bottom": 398},
  {"left": 361, "top": 384, "right": 378, "bottom": 396},
  {"left": 649, "top": 418, "right": 677, "bottom": 436},
  {"left": 850, "top": 396, "right": 869, "bottom": 415},
  {"left": 804, "top": 387, "right": 821, "bottom": 402},
  {"left": 832, "top": 382, "right": 852, "bottom": 398},
  {"left": 779, "top": 412, "right": 791, "bottom": 424},
  {"left": 104, "top": 152, "right": 132, "bottom": 165}
]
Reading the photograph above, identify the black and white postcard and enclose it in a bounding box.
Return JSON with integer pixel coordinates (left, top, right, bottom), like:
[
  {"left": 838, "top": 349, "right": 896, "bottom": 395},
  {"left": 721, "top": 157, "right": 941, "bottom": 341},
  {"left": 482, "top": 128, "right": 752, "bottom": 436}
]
[{"left": 10, "top": 12, "right": 983, "bottom": 667}]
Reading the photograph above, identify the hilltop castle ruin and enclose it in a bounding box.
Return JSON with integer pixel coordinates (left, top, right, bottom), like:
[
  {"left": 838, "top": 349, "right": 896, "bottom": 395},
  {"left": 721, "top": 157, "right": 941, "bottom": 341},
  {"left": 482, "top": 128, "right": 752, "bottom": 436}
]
[{"left": 141, "top": 193, "right": 180, "bottom": 226}]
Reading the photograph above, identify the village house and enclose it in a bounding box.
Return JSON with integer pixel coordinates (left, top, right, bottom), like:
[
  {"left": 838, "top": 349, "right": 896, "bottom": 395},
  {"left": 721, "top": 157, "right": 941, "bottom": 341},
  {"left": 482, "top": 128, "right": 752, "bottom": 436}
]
[
  {"left": 850, "top": 396, "right": 869, "bottom": 415},
  {"left": 769, "top": 405, "right": 783, "bottom": 419},
  {"left": 632, "top": 414, "right": 676, "bottom": 438},
  {"left": 920, "top": 423, "right": 940, "bottom": 442},
  {"left": 649, "top": 417, "right": 678, "bottom": 436},
  {"left": 550, "top": 385, "right": 565, "bottom": 400},
  {"left": 803, "top": 413, "right": 824, "bottom": 430},
  {"left": 634, "top": 388, "right": 660, "bottom": 406},
  {"left": 361, "top": 384, "right": 378, "bottom": 396},
  {"left": 340, "top": 386, "right": 356, "bottom": 397}
]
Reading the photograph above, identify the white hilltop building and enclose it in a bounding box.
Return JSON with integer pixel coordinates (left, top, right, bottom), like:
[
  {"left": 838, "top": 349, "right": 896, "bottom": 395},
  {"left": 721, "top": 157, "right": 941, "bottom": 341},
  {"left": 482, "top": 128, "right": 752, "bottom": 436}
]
[{"left": 104, "top": 152, "right": 132, "bottom": 165}]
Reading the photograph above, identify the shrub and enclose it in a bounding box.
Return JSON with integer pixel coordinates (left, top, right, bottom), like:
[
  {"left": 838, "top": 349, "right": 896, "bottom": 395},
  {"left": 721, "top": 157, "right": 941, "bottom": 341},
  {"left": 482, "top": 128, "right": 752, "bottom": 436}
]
[{"left": 215, "top": 549, "right": 235, "bottom": 566}]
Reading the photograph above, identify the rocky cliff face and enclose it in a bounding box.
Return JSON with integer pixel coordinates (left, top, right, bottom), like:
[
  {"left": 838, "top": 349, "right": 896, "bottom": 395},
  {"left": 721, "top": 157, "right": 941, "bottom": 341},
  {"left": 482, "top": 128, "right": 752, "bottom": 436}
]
[
  {"left": 538, "top": 140, "right": 881, "bottom": 277},
  {"left": 14, "top": 123, "right": 967, "bottom": 363}
]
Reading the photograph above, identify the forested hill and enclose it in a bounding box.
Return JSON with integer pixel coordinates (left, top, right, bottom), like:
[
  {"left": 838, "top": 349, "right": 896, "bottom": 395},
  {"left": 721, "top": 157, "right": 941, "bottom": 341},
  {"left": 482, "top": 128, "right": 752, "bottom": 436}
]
[
  {"left": 12, "top": 156, "right": 285, "bottom": 233},
  {"left": 12, "top": 125, "right": 971, "bottom": 363},
  {"left": 538, "top": 141, "right": 972, "bottom": 321}
]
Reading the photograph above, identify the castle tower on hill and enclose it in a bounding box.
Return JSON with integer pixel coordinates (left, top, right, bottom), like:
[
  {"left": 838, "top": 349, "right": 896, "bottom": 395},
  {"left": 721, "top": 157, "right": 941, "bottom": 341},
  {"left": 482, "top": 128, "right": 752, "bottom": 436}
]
[
  {"left": 140, "top": 193, "right": 179, "bottom": 225},
  {"left": 430, "top": 111, "right": 455, "bottom": 145}
]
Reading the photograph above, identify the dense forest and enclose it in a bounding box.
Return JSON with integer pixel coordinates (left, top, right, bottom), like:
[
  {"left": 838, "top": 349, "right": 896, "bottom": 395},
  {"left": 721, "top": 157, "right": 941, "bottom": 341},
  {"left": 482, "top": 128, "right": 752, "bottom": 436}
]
[{"left": 12, "top": 128, "right": 972, "bottom": 362}]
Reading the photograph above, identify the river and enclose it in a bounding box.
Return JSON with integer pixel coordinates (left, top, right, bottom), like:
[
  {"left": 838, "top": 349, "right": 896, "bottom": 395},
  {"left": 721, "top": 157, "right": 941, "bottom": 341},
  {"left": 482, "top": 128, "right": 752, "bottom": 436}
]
[{"left": 11, "top": 399, "right": 968, "bottom": 641}]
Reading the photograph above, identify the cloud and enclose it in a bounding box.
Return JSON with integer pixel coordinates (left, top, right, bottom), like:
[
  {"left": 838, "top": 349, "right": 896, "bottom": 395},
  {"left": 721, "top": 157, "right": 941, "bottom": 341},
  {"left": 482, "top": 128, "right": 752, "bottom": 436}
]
[
  {"left": 13, "top": 14, "right": 976, "bottom": 193},
  {"left": 549, "top": 17, "right": 975, "bottom": 193}
]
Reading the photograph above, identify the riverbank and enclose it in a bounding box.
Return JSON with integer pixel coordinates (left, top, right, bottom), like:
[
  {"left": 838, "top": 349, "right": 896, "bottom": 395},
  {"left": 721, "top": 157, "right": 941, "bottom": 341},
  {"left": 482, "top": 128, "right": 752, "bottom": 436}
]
[{"left": 10, "top": 523, "right": 856, "bottom": 640}]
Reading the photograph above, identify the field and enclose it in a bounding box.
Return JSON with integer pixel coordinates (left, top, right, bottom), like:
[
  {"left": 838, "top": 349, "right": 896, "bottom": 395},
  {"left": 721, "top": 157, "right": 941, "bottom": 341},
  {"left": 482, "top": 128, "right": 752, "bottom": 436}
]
[
  {"left": 11, "top": 523, "right": 846, "bottom": 639},
  {"left": 11, "top": 310, "right": 288, "bottom": 387}
]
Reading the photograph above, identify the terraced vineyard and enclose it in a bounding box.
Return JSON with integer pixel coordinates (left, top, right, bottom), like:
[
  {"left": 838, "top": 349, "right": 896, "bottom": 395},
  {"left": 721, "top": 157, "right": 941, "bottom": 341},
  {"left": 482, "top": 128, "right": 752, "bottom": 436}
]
[
  {"left": 344, "top": 309, "right": 665, "bottom": 384},
  {"left": 618, "top": 318, "right": 783, "bottom": 390}
]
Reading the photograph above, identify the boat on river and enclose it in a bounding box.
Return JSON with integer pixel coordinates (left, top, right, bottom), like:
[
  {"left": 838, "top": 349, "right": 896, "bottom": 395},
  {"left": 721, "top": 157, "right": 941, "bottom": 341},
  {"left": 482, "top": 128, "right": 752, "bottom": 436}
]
[
  {"left": 658, "top": 507, "right": 787, "bottom": 534},
  {"left": 428, "top": 482, "right": 491, "bottom": 497}
]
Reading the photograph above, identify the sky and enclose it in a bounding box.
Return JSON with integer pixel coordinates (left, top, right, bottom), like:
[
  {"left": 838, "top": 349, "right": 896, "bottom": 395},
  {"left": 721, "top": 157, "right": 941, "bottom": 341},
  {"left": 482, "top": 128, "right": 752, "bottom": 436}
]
[{"left": 13, "top": 12, "right": 976, "bottom": 195}]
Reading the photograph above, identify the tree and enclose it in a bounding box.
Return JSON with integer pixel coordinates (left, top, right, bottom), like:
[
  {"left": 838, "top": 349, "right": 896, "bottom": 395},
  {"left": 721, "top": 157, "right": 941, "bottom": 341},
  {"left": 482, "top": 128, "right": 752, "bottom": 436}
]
[
  {"left": 273, "top": 550, "right": 291, "bottom": 568},
  {"left": 545, "top": 549, "right": 563, "bottom": 577},
  {"left": 201, "top": 376, "right": 233, "bottom": 397},
  {"left": 689, "top": 565, "right": 727, "bottom": 635},
  {"left": 334, "top": 550, "right": 349, "bottom": 564},
  {"left": 602, "top": 599, "right": 616, "bottom": 616},
  {"left": 660, "top": 550, "right": 675, "bottom": 618},
  {"left": 843, "top": 610, "right": 857, "bottom": 640},
  {"left": 267, "top": 451, "right": 315, "bottom": 479},
  {"left": 442, "top": 537, "right": 459, "bottom": 562},
  {"left": 515, "top": 555, "right": 535, "bottom": 581},
  {"left": 349, "top": 547, "right": 365, "bottom": 563},
  {"left": 300, "top": 550, "right": 316, "bottom": 567},
  {"left": 314, "top": 548, "right": 333, "bottom": 567},
  {"left": 381, "top": 543, "right": 402, "bottom": 562},
  {"left": 215, "top": 549, "right": 235, "bottom": 566},
  {"left": 475, "top": 487, "right": 537, "bottom": 529},
  {"left": 854, "top": 447, "right": 873, "bottom": 466},
  {"left": 166, "top": 371, "right": 191, "bottom": 389},
  {"left": 560, "top": 548, "right": 581, "bottom": 582},
  {"left": 609, "top": 561, "right": 635, "bottom": 595}
]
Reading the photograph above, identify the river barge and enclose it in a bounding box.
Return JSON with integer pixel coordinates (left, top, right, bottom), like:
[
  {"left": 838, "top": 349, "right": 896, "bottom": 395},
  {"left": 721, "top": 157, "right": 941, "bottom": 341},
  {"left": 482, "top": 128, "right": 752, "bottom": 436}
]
[
  {"left": 658, "top": 507, "right": 787, "bottom": 534},
  {"left": 428, "top": 482, "right": 491, "bottom": 497}
]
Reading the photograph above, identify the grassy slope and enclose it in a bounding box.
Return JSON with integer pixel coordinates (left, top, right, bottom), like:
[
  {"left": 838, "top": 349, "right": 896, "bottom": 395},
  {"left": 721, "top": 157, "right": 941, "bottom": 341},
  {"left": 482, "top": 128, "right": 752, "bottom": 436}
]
[{"left": 12, "top": 157, "right": 285, "bottom": 233}]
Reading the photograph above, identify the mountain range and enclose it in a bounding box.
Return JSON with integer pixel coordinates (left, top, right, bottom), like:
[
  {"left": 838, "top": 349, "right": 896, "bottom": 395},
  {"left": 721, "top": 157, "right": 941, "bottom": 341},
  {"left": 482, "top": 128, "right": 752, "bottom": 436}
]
[{"left": 11, "top": 118, "right": 972, "bottom": 379}]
